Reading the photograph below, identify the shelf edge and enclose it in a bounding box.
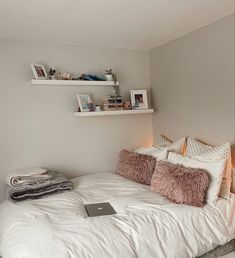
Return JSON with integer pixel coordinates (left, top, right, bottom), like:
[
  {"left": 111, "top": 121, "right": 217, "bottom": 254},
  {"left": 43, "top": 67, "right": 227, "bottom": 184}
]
[
  {"left": 31, "top": 79, "right": 119, "bottom": 86},
  {"left": 74, "top": 109, "right": 154, "bottom": 117}
]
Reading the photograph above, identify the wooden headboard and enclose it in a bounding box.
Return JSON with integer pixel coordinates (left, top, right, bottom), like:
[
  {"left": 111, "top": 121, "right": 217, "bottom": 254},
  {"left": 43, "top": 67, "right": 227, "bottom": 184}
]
[
  {"left": 232, "top": 169, "right": 235, "bottom": 194},
  {"left": 231, "top": 144, "right": 235, "bottom": 194}
]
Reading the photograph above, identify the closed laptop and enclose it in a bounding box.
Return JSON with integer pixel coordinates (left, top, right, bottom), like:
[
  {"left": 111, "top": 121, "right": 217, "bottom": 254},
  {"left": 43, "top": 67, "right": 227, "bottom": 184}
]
[{"left": 85, "top": 202, "right": 116, "bottom": 217}]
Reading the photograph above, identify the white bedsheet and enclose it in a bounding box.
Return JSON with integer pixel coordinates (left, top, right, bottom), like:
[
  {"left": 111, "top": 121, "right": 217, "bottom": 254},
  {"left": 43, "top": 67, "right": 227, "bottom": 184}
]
[{"left": 0, "top": 173, "right": 234, "bottom": 258}]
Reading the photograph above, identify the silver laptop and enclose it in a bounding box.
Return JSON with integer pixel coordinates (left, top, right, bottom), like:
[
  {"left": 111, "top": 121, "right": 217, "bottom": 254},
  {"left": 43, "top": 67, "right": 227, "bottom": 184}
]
[{"left": 85, "top": 202, "right": 116, "bottom": 217}]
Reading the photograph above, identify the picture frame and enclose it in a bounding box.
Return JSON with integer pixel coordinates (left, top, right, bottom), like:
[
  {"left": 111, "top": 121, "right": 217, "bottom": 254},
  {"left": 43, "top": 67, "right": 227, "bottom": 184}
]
[
  {"left": 130, "top": 90, "right": 148, "bottom": 109},
  {"left": 77, "top": 94, "right": 91, "bottom": 112},
  {"left": 31, "top": 64, "right": 47, "bottom": 80}
]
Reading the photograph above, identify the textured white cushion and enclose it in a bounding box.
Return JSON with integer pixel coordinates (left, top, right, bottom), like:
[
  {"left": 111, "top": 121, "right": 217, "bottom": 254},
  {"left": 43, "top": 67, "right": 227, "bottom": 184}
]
[
  {"left": 136, "top": 136, "right": 185, "bottom": 160},
  {"left": 156, "top": 135, "right": 172, "bottom": 147},
  {"left": 186, "top": 138, "right": 232, "bottom": 199},
  {"left": 156, "top": 135, "right": 185, "bottom": 154},
  {"left": 135, "top": 148, "right": 168, "bottom": 160},
  {"left": 168, "top": 152, "right": 226, "bottom": 205}
]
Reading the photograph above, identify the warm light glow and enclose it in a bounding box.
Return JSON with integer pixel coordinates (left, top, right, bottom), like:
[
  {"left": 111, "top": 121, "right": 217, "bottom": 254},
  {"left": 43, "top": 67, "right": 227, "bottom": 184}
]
[{"left": 145, "top": 135, "right": 154, "bottom": 147}]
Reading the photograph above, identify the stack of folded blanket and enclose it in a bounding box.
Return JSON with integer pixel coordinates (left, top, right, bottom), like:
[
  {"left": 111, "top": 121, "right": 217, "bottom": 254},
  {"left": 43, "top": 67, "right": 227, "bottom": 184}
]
[{"left": 6, "top": 168, "right": 73, "bottom": 201}]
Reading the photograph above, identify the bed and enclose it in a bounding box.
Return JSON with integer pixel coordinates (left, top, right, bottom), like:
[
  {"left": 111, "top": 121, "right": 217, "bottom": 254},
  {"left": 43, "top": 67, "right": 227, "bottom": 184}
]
[{"left": 0, "top": 172, "right": 234, "bottom": 258}]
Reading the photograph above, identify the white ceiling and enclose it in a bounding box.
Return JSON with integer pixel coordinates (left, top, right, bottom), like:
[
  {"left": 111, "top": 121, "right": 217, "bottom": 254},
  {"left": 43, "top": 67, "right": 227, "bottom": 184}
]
[{"left": 0, "top": 0, "right": 234, "bottom": 50}]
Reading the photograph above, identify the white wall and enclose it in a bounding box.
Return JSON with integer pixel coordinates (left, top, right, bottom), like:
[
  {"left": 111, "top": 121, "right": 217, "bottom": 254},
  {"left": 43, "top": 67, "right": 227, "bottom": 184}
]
[
  {"left": 1, "top": 15, "right": 234, "bottom": 202},
  {"left": 150, "top": 15, "right": 234, "bottom": 150},
  {"left": 0, "top": 39, "right": 153, "bottom": 201}
]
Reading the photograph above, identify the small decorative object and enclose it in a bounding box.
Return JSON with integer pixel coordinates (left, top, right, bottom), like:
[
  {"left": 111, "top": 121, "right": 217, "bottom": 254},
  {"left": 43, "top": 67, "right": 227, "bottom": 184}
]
[
  {"left": 105, "top": 69, "right": 113, "bottom": 81},
  {"left": 88, "top": 101, "right": 96, "bottom": 112},
  {"left": 48, "top": 68, "right": 56, "bottom": 80},
  {"left": 123, "top": 101, "right": 131, "bottom": 110},
  {"left": 130, "top": 90, "right": 148, "bottom": 109},
  {"left": 61, "top": 73, "right": 71, "bottom": 80},
  {"left": 77, "top": 94, "right": 91, "bottom": 112},
  {"left": 31, "top": 64, "right": 47, "bottom": 80},
  {"left": 77, "top": 74, "right": 105, "bottom": 81},
  {"left": 57, "top": 72, "right": 71, "bottom": 80},
  {"left": 103, "top": 96, "right": 123, "bottom": 111},
  {"left": 96, "top": 105, "right": 101, "bottom": 112}
]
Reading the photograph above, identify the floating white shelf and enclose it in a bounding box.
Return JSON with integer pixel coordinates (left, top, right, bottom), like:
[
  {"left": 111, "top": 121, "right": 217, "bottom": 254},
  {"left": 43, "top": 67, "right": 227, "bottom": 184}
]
[
  {"left": 31, "top": 79, "right": 119, "bottom": 86},
  {"left": 74, "top": 109, "right": 154, "bottom": 117}
]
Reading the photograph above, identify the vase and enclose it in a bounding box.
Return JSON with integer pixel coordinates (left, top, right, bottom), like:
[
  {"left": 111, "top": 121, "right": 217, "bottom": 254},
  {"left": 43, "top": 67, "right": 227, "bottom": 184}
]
[{"left": 105, "top": 74, "right": 113, "bottom": 81}]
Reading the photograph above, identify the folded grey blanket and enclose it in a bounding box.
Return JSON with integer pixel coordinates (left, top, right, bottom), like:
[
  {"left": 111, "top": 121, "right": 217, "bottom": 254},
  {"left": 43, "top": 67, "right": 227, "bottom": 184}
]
[{"left": 7, "top": 171, "right": 73, "bottom": 201}]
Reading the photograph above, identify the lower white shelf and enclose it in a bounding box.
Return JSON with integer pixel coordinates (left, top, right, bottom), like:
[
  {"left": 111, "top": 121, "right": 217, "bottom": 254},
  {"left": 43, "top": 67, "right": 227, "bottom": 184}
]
[
  {"left": 74, "top": 109, "right": 154, "bottom": 117},
  {"left": 32, "top": 79, "right": 119, "bottom": 86}
]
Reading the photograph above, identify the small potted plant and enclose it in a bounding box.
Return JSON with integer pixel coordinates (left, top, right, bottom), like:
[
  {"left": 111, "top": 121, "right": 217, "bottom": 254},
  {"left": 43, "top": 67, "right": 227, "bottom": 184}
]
[
  {"left": 105, "top": 69, "right": 113, "bottom": 81},
  {"left": 48, "top": 68, "right": 56, "bottom": 80}
]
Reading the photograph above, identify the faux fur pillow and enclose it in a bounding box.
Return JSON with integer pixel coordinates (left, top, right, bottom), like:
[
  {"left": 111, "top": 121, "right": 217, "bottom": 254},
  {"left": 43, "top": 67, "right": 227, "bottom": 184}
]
[
  {"left": 150, "top": 161, "right": 210, "bottom": 207},
  {"left": 116, "top": 149, "right": 157, "bottom": 185}
]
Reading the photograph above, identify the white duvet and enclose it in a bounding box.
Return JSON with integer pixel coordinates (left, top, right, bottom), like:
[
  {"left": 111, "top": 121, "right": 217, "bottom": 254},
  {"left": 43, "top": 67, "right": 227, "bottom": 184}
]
[{"left": 0, "top": 173, "right": 234, "bottom": 258}]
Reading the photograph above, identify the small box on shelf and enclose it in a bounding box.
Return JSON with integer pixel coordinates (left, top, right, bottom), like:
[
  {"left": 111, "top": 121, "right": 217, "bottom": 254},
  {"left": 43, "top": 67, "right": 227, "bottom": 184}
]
[{"left": 102, "top": 95, "right": 124, "bottom": 111}]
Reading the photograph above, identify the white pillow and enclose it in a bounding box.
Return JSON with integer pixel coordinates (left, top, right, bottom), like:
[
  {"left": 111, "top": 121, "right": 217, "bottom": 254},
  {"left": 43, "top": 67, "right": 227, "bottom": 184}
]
[
  {"left": 135, "top": 147, "right": 168, "bottom": 160},
  {"left": 156, "top": 135, "right": 185, "bottom": 153},
  {"left": 168, "top": 152, "right": 226, "bottom": 205},
  {"left": 136, "top": 137, "right": 185, "bottom": 162},
  {"left": 186, "top": 138, "right": 232, "bottom": 199},
  {"left": 156, "top": 135, "right": 172, "bottom": 147}
]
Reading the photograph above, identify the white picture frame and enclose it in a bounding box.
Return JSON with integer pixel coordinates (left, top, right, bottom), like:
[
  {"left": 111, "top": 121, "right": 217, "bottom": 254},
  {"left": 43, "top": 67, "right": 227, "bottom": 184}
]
[
  {"left": 31, "top": 64, "right": 47, "bottom": 80},
  {"left": 130, "top": 90, "right": 148, "bottom": 109},
  {"left": 77, "top": 94, "right": 91, "bottom": 112}
]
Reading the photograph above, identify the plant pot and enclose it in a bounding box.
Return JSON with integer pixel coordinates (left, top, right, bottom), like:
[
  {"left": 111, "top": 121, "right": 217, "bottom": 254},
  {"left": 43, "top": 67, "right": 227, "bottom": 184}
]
[{"left": 105, "top": 74, "right": 113, "bottom": 81}]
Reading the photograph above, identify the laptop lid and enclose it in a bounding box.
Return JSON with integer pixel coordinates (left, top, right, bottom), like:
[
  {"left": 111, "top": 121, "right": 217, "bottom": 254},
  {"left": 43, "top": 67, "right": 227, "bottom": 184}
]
[{"left": 85, "top": 202, "right": 116, "bottom": 217}]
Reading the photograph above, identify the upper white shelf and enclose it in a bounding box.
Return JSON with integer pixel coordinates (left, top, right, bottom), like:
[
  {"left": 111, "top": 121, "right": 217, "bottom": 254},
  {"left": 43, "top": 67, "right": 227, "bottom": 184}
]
[
  {"left": 31, "top": 79, "right": 119, "bottom": 86},
  {"left": 74, "top": 109, "right": 154, "bottom": 117}
]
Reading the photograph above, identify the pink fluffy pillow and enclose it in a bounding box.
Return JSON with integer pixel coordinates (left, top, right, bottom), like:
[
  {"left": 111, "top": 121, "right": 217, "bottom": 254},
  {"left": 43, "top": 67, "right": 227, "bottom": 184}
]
[
  {"left": 150, "top": 161, "right": 209, "bottom": 207},
  {"left": 116, "top": 149, "right": 157, "bottom": 185}
]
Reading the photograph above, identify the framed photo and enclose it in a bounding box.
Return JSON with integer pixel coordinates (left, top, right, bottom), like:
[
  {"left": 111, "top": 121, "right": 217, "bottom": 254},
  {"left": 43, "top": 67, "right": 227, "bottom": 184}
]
[
  {"left": 130, "top": 90, "right": 148, "bottom": 109},
  {"left": 31, "top": 64, "right": 47, "bottom": 80},
  {"left": 77, "top": 94, "right": 91, "bottom": 112}
]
